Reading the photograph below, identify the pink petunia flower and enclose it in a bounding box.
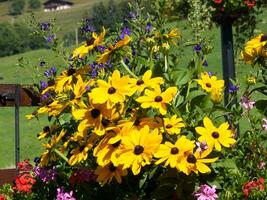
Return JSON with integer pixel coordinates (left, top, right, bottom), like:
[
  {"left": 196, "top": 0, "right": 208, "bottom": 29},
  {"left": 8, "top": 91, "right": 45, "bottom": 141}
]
[
  {"left": 194, "top": 184, "right": 218, "bottom": 200},
  {"left": 240, "top": 96, "right": 255, "bottom": 110}
]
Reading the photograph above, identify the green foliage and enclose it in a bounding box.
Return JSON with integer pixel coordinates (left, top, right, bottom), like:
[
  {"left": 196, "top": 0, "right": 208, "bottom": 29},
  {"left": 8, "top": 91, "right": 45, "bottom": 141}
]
[
  {"left": 0, "top": 22, "right": 46, "bottom": 57},
  {"left": 28, "top": 0, "right": 41, "bottom": 10},
  {"left": 9, "top": 0, "right": 25, "bottom": 15}
]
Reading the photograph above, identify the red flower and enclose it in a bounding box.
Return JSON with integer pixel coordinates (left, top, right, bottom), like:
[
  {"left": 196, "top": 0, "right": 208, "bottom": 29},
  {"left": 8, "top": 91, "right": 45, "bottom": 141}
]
[
  {"left": 243, "top": 178, "right": 265, "bottom": 198},
  {"left": 0, "top": 194, "right": 6, "bottom": 200},
  {"left": 214, "top": 0, "right": 222, "bottom": 4},
  {"left": 244, "top": 0, "right": 256, "bottom": 8},
  {"left": 13, "top": 173, "right": 36, "bottom": 193}
]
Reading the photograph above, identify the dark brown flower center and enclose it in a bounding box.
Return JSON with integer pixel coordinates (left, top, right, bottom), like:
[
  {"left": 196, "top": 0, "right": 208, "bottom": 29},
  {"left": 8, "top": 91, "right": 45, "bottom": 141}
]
[
  {"left": 43, "top": 126, "right": 50, "bottom": 133},
  {"left": 212, "top": 131, "right": 219, "bottom": 139},
  {"left": 206, "top": 83, "right": 211, "bottom": 88},
  {"left": 108, "top": 163, "right": 117, "bottom": 172},
  {"left": 111, "top": 140, "right": 121, "bottom": 148},
  {"left": 108, "top": 87, "right": 116, "bottom": 94},
  {"left": 170, "top": 147, "right": 179, "bottom": 155},
  {"left": 101, "top": 119, "right": 111, "bottom": 127},
  {"left": 154, "top": 95, "right": 163, "bottom": 102},
  {"left": 91, "top": 109, "right": 100, "bottom": 118},
  {"left": 79, "top": 145, "right": 86, "bottom": 152},
  {"left": 260, "top": 35, "right": 267, "bottom": 42},
  {"left": 187, "top": 154, "right": 197, "bottom": 164},
  {"left": 67, "top": 68, "right": 76, "bottom": 76},
  {"left": 86, "top": 38, "right": 95, "bottom": 46},
  {"left": 134, "top": 145, "right": 144, "bottom": 155},
  {"left": 47, "top": 79, "right": 55, "bottom": 86},
  {"left": 166, "top": 124, "right": 173, "bottom": 129},
  {"left": 136, "top": 79, "right": 144, "bottom": 85},
  {"left": 134, "top": 118, "right": 140, "bottom": 126}
]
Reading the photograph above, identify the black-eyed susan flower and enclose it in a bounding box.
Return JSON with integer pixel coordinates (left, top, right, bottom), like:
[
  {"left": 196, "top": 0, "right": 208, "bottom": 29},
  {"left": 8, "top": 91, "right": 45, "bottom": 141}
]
[
  {"left": 163, "top": 115, "right": 185, "bottom": 135},
  {"left": 89, "top": 70, "right": 132, "bottom": 108},
  {"left": 68, "top": 135, "right": 96, "bottom": 166},
  {"left": 116, "top": 125, "right": 162, "bottom": 175},
  {"left": 97, "top": 35, "right": 131, "bottom": 64},
  {"left": 95, "top": 163, "right": 127, "bottom": 185},
  {"left": 197, "top": 72, "right": 224, "bottom": 93},
  {"left": 72, "top": 28, "right": 106, "bottom": 58},
  {"left": 177, "top": 148, "right": 218, "bottom": 175},
  {"left": 154, "top": 136, "right": 195, "bottom": 168},
  {"left": 129, "top": 70, "right": 164, "bottom": 93},
  {"left": 93, "top": 128, "right": 123, "bottom": 166},
  {"left": 136, "top": 86, "right": 177, "bottom": 115},
  {"left": 72, "top": 102, "right": 113, "bottom": 136},
  {"left": 241, "top": 34, "right": 267, "bottom": 64},
  {"left": 195, "top": 117, "right": 236, "bottom": 151}
]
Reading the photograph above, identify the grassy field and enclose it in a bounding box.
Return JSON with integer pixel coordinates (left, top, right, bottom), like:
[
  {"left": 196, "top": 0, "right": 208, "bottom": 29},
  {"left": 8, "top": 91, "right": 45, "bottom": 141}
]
[{"left": 0, "top": 7, "right": 266, "bottom": 168}]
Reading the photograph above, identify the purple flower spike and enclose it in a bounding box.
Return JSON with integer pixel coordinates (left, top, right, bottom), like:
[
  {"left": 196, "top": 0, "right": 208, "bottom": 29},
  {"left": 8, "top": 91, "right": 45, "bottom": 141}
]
[
  {"left": 47, "top": 34, "right": 55, "bottom": 43},
  {"left": 194, "top": 44, "right": 202, "bottom": 52},
  {"left": 202, "top": 60, "right": 208, "bottom": 67},
  {"left": 33, "top": 166, "right": 57, "bottom": 183},
  {"left": 228, "top": 84, "right": 239, "bottom": 93},
  {"left": 120, "top": 27, "right": 131, "bottom": 39},
  {"left": 39, "top": 61, "right": 46, "bottom": 67},
  {"left": 145, "top": 22, "right": 152, "bottom": 33},
  {"left": 194, "top": 184, "right": 218, "bottom": 200},
  {"left": 40, "top": 81, "right": 48, "bottom": 90},
  {"left": 97, "top": 45, "right": 106, "bottom": 53},
  {"left": 40, "top": 22, "right": 50, "bottom": 31}
]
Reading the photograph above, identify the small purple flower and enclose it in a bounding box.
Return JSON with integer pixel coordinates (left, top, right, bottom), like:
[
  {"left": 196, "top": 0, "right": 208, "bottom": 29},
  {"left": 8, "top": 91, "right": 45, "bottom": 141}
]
[
  {"left": 44, "top": 67, "right": 57, "bottom": 78},
  {"left": 33, "top": 157, "right": 40, "bottom": 165},
  {"left": 194, "top": 44, "right": 202, "bottom": 52},
  {"left": 39, "top": 61, "right": 46, "bottom": 67},
  {"left": 40, "top": 22, "right": 50, "bottom": 31},
  {"left": 129, "top": 11, "right": 138, "bottom": 19},
  {"left": 202, "top": 60, "right": 208, "bottom": 67},
  {"left": 81, "top": 25, "right": 96, "bottom": 32},
  {"left": 33, "top": 166, "right": 57, "bottom": 183},
  {"left": 85, "top": 85, "right": 90, "bottom": 91},
  {"left": 97, "top": 45, "right": 106, "bottom": 53},
  {"left": 228, "top": 84, "right": 239, "bottom": 93},
  {"left": 57, "top": 187, "right": 76, "bottom": 200},
  {"left": 46, "top": 34, "right": 55, "bottom": 43},
  {"left": 240, "top": 96, "right": 255, "bottom": 111},
  {"left": 40, "top": 92, "right": 50, "bottom": 101},
  {"left": 40, "top": 81, "right": 48, "bottom": 90},
  {"left": 208, "top": 72, "right": 215, "bottom": 76},
  {"left": 194, "top": 184, "right": 218, "bottom": 200},
  {"left": 120, "top": 27, "right": 131, "bottom": 39},
  {"left": 145, "top": 22, "right": 152, "bottom": 33},
  {"left": 196, "top": 141, "right": 208, "bottom": 153},
  {"left": 262, "top": 118, "right": 267, "bottom": 131},
  {"left": 132, "top": 48, "right": 137, "bottom": 56}
]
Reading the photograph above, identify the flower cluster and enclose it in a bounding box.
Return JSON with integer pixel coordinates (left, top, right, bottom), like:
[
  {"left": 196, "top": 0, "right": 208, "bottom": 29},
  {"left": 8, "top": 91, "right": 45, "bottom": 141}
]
[
  {"left": 194, "top": 184, "right": 218, "bottom": 200},
  {"left": 243, "top": 177, "right": 265, "bottom": 198},
  {"left": 13, "top": 160, "right": 36, "bottom": 193}
]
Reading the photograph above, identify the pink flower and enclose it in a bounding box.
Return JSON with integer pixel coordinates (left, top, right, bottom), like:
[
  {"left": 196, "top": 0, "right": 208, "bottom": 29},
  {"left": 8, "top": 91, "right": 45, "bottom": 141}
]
[
  {"left": 262, "top": 118, "right": 267, "bottom": 131},
  {"left": 194, "top": 184, "right": 218, "bottom": 200},
  {"left": 240, "top": 96, "right": 255, "bottom": 110},
  {"left": 196, "top": 141, "right": 208, "bottom": 153},
  {"left": 257, "top": 161, "right": 266, "bottom": 170}
]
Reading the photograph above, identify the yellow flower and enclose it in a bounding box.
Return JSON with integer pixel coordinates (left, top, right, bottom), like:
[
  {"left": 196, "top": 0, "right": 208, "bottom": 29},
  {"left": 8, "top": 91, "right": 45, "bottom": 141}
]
[
  {"left": 136, "top": 86, "right": 177, "bottom": 115},
  {"left": 89, "top": 70, "right": 132, "bottom": 108},
  {"left": 247, "top": 76, "right": 256, "bottom": 84},
  {"left": 93, "top": 128, "right": 123, "bottom": 166},
  {"left": 95, "top": 163, "right": 128, "bottom": 185},
  {"left": 163, "top": 115, "right": 185, "bottom": 135},
  {"left": 97, "top": 35, "right": 131, "bottom": 64},
  {"left": 154, "top": 136, "right": 195, "bottom": 168},
  {"left": 177, "top": 148, "right": 218, "bottom": 175},
  {"left": 72, "top": 28, "right": 106, "bottom": 58},
  {"left": 130, "top": 70, "right": 164, "bottom": 93},
  {"left": 241, "top": 34, "right": 267, "bottom": 64},
  {"left": 38, "top": 100, "right": 67, "bottom": 117},
  {"left": 68, "top": 135, "right": 96, "bottom": 166},
  {"left": 116, "top": 125, "right": 162, "bottom": 175},
  {"left": 72, "top": 102, "right": 113, "bottom": 136},
  {"left": 195, "top": 117, "right": 236, "bottom": 151},
  {"left": 197, "top": 72, "right": 224, "bottom": 93},
  {"left": 209, "top": 88, "right": 223, "bottom": 104}
]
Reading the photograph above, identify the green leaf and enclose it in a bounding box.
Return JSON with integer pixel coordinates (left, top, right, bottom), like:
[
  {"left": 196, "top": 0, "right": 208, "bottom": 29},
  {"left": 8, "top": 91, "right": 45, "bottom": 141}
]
[
  {"left": 255, "top": 99, "right": 267, "bottom": 116},
  {"left": 172, "top": 70, "right": 190, "bottom": 85}
]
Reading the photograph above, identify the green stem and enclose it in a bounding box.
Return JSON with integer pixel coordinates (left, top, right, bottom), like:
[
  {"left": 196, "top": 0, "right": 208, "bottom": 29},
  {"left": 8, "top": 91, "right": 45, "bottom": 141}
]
[
  {"left": 54, "top": 149, "right": 68, "bottom": 163},
  {"left": 164, "top": 53, "right": 168, "bottom": 72},
  {"left": 120, "top": 59, "right": 138, "bottom": 78}
]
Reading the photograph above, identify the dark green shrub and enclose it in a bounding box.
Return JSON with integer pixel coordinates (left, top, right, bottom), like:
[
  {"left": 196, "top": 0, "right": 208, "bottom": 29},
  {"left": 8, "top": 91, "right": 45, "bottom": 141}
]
[
  {"left": 28, "top": 0, "right": 41, "bottom": 9},
  {"left": 9, "top": 0, "right": 25, "bottom": 15}
]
